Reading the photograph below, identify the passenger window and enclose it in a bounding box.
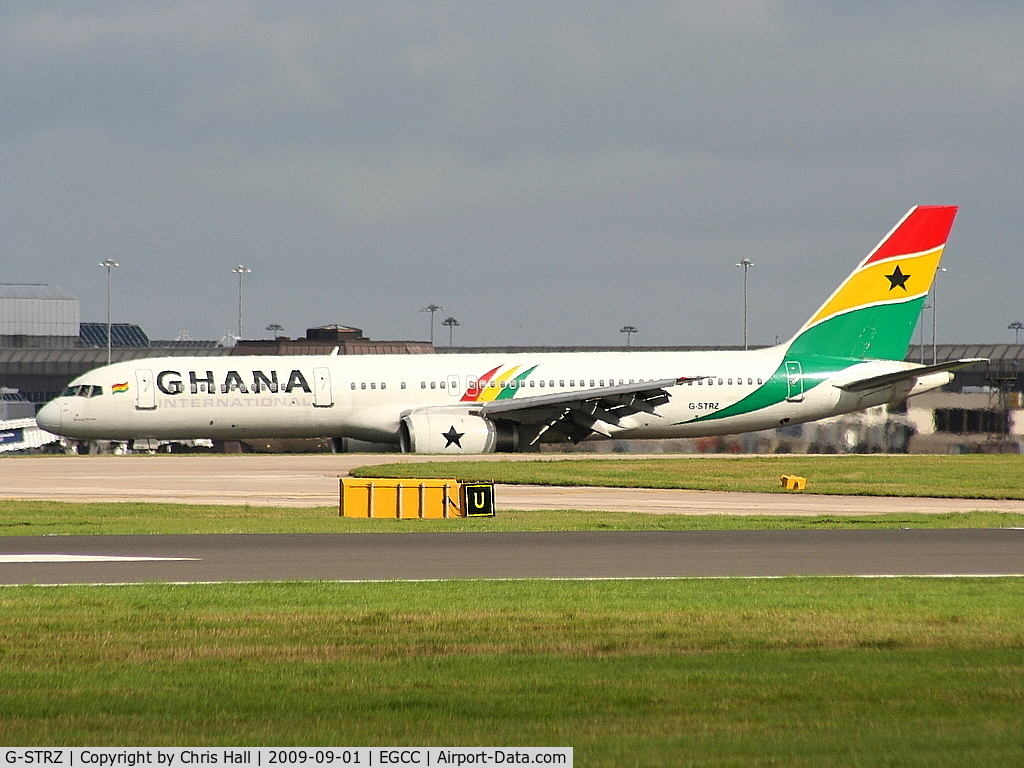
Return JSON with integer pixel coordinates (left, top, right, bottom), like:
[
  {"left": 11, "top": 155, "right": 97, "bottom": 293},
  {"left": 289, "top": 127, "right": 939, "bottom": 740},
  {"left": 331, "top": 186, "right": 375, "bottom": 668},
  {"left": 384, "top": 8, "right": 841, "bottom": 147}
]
[
  {"left": 439, "top": 381, "right": 446, "bottom": 389},
  {"left": 381, "top": 382, "right": 387, "bottom": 390},
  {"left": 350, "top": 382, "right": 356, "bottom": 390},
  {"left": 757, "top": 378, "right": 764, "bottom": 385},
  {"left": 420, "top": 382, "right": 427, "bottom": 389},
  {"left": 560, "top": 380, "right": 566, "bottom": 387},
  {"left": 401, "top": 382, "right": 406, "bottom": 390},
  {"left": 430, "top": 381, "right": 436, "bottom": 389}
]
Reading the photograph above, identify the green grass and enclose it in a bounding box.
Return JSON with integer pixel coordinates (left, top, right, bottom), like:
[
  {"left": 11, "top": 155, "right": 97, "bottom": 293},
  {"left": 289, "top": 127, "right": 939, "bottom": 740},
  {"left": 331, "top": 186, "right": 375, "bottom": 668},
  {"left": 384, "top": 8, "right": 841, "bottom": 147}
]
[
  {"left": 1, "top": 578, "right": 1023, "bottom": 765},
  {"left": 4, "top": 456, "right": 1023, "bottom": 762},
  {"left": 354, "top": 454, "right": 1024, "bottom": 498},
  {"left": 1, "top": 499, "right": 1023, "bottom": 535}
]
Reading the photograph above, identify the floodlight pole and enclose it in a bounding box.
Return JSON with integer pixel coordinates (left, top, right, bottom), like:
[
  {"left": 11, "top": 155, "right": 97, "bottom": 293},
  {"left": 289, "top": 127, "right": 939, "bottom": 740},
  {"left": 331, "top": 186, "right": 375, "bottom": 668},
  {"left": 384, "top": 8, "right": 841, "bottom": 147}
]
[
  {"left": 442, "top": 316, "right": 460, "bottom": 346},
  {"left": 232, "top": 265, "right": 252, "bottom": 339},
  {"left": 931, "top": 267, "right": 946, "bottom": 365},
  {"left": 99, "top": 259, "right": 120, "bottom": 365},
  {"left": 421, "top": 304, "right": 444, "bottom": 345},
  {"left": 1010, "top": 321, "right": 1024, "bottom": 344}
]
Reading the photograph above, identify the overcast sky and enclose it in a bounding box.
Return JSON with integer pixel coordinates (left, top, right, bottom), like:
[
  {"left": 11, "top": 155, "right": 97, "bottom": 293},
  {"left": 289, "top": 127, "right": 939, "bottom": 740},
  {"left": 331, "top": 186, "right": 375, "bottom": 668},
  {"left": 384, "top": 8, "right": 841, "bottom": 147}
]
[{"left": 2, "top": 1, "right": 1022, "bottom": 348}]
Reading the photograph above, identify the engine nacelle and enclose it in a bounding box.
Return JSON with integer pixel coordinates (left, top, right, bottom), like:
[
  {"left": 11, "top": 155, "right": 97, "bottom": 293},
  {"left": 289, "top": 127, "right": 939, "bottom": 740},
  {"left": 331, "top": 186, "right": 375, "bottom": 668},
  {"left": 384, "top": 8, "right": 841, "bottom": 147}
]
[{"left": 399, "top": 409, "right": 520, "bottom": 454}]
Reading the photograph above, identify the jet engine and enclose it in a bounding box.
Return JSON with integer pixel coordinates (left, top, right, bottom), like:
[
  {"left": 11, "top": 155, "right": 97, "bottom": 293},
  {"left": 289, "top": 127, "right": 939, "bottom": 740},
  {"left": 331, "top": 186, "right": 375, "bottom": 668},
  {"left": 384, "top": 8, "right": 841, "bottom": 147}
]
[{"left": 399, "top": 409, "right": 520, "bottom": 453}]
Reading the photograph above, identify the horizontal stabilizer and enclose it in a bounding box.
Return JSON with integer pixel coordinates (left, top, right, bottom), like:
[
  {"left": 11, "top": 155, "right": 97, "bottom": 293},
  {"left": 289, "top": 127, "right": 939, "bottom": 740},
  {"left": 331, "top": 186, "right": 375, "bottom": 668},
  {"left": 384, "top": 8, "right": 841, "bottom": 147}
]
[{"left": 836, "top": 358, "right": 987, "bottom": 393}]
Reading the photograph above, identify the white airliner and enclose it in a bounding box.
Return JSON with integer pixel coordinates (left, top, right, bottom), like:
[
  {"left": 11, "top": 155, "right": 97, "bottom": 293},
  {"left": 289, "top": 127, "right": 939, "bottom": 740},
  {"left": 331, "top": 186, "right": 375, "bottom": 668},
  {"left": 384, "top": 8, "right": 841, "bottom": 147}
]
[{"left": 37, "top": 206, "right": 982, "bottom": 453}]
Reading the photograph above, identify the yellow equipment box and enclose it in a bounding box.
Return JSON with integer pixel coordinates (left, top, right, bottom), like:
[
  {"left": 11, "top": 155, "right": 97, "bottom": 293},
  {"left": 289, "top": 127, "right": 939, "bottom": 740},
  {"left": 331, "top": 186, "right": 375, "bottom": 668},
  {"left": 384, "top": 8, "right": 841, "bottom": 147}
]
[
  {"left": 780, "top": 474, "right": 807, "bottom": 491},
  {"left": 340, "top": 478, "right": 493, "bottom": 519}
]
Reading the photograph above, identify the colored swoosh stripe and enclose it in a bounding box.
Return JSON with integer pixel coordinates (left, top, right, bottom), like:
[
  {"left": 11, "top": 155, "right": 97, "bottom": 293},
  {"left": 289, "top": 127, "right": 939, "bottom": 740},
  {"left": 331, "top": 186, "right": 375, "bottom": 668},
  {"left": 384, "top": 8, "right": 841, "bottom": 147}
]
[
  {"left": 460, "top": 365, "right": 538, "bottom": 402},
  {"left": 461, "top": 366, "right": 501, "bottom": 401},
  {"left": 495, "top": 365, "right": 538, "bottom": 399},
  {"left": 478, "top": 365, "right": 522, "bottom": 402}
]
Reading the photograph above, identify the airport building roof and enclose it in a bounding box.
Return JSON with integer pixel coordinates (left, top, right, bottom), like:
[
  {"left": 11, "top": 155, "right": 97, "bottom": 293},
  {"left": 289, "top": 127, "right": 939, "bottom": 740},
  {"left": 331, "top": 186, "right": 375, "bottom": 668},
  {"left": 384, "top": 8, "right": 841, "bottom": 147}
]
[
  {"left": 906, "top": 343, "right": 1024, "bottom": 363},
  {"left": 1, "top": 284, "right": 80, "bottom": 339},
  {"left": 0, "top": 284, "right": 77, "bottom": 301},
  {"left": 79, "top": 323, "right": 151, "bottom": 348}
]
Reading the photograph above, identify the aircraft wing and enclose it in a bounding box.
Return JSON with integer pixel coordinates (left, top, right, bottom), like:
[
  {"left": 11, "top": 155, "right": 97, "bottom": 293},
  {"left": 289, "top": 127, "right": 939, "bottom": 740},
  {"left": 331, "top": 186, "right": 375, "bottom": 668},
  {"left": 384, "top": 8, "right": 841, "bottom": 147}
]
[
  {"left": 468, "top": 376, "right": 697, "bottom": 444},
  {"left": 836, "top": 358, "right": 987, "bottom": 393}
]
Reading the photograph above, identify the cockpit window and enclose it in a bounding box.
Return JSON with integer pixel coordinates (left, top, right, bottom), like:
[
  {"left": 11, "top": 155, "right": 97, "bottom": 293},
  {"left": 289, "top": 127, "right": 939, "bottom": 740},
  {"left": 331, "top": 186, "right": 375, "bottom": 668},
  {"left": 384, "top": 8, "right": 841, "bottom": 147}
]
[{"left": 62, "top": 385, "right": 103, "bottom": 398}]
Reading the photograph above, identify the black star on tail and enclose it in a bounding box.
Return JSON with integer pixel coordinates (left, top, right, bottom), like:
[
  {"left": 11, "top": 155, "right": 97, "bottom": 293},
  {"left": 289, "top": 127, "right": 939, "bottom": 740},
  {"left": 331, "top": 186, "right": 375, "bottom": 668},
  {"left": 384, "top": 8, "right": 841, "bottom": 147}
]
[{"left": 885, "top": 264, "right": 911, "bottom": 291}]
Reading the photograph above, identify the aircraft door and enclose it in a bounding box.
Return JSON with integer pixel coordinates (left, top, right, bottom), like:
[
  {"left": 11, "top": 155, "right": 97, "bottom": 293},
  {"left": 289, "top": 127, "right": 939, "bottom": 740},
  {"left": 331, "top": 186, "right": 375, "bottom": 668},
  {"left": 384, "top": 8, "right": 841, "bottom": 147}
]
[
  {"left": 447, "top": 375, "right": 460, "bottom": 398},
  {"left": 313, "top": 367, "right": 334, "bottom": 408},
  {"left": 785, "top": 361, "right": 804, "bottom": 402},
  {"left": 135, "top": 369, "right": 157, "bottom": 411}
]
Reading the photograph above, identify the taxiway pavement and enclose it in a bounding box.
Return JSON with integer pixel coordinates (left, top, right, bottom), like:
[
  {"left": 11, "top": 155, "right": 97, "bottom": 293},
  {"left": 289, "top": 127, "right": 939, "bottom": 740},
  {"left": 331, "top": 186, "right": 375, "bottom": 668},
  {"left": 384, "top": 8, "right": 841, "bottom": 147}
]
[{"left": 2, "top": 454, "right": 1023, "bottom": 515}]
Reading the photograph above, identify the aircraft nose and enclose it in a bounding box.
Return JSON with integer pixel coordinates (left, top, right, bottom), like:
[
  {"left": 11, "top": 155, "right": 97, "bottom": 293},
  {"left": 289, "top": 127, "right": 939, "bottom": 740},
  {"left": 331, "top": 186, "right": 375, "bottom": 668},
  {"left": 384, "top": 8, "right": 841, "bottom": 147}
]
[{"left": 36, "top": 400, "right": 62, "bottom": 434}]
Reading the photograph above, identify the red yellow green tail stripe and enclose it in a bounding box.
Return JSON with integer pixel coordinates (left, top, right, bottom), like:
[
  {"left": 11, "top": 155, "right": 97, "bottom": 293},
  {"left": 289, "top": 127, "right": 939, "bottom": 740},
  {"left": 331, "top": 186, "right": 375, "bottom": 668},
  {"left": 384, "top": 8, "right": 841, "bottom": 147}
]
[
  {"left": 694, "top": 205, "right": 959, "bottom": 426},
  {"left": 788, "top": 205, "right": 957, "bottom": 362}
]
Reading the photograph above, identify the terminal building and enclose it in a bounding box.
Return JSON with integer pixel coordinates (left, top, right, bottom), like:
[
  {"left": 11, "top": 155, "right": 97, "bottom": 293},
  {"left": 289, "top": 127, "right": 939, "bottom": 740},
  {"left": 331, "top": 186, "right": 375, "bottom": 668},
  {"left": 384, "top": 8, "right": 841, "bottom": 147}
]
[
  {"left": 0, "top": 285, "right": 432, "bottom": 408},
  {"left": 1, "top": 283, "right": 1022, "bottom": 453}
]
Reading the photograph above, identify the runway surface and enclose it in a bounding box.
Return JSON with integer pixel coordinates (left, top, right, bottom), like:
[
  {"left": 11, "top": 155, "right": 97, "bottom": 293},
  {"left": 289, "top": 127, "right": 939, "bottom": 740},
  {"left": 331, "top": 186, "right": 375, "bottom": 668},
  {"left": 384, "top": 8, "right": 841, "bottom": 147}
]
[
  {"left": 3, "top": 529, "right": 1023, "bottom": 584},
  {"left": 2, "top": 454, "right": 1023, "bottom": 585}
]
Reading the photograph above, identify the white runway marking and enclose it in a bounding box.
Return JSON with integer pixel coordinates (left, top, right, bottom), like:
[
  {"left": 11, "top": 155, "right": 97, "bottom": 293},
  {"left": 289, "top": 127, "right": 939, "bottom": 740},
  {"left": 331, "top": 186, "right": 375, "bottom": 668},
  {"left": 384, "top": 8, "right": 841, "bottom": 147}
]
[{"left": 0, "top": 554, "right": 200, "bottom": 563}]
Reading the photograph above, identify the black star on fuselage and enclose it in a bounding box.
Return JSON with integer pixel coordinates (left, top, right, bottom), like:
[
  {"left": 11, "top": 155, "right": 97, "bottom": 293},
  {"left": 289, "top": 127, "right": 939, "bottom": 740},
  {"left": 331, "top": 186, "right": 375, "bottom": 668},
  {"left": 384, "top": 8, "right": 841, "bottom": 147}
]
[
  {"left": 885, "top": 264, "right": 911, "bottom": 291},
  {"left": 442, "top": 425, "right": 464, "bottom": 449}
]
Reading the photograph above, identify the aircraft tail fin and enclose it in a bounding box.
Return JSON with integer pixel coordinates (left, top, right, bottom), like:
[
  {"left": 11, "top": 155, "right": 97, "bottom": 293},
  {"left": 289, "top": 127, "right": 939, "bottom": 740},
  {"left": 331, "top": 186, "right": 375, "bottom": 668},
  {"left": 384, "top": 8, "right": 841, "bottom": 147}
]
[{"left": 785, "top": 205, "right": 958, "bottom": 362}]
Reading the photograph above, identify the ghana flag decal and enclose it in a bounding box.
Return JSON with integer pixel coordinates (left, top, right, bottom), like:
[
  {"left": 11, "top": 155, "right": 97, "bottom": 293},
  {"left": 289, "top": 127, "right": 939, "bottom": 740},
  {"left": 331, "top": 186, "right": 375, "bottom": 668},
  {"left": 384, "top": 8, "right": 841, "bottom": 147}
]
[
  {"left": 111, "top": 382, "right": 130, "bottom": 394},
  {"left": 787, "top": 205, "right": 958, "bottom": 362}
]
